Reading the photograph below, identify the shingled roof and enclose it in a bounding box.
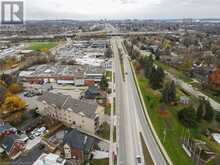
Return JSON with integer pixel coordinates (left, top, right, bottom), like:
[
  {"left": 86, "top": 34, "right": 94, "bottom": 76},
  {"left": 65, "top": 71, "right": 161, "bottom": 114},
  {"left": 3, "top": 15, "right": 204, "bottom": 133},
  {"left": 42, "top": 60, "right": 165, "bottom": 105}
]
[
  {"left": 38, "top": 92, "right": 98, "bottom": 119},
  {"left": 63, "top": 129, "right": 95, "bottom": 153}
]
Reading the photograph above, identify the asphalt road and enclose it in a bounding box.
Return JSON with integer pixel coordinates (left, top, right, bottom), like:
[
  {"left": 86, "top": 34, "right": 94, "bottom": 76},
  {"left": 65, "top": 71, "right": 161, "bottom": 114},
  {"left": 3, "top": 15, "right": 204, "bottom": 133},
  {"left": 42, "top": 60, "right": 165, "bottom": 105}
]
[
  {"left": 112, "top": 37, "right": 168, "bottom": 165},
  {"left": 111, "top": 38, "right": 144, "bottom": 165}
]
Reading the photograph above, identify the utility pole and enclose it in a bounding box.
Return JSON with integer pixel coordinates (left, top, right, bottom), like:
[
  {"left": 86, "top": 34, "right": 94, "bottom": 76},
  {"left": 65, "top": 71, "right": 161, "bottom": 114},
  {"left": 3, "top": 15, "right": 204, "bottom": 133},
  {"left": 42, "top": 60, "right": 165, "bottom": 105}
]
[{"left": 163, "top": 129, "right": 167, "bottom": 143}]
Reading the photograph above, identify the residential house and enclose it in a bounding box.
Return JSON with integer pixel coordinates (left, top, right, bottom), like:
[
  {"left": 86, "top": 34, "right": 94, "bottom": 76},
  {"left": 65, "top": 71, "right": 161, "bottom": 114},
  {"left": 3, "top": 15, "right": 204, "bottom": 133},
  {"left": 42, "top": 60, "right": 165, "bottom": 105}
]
[
  {"left": 63, "top": 129, "right": 95, "bottom": 162},
  {"left": 180, "top": 96, "right": 190, "bottom": 105},
  {"left": 33, "top": 153, "right": 66, "bottom": 165},
  {"left": 0, "top": 134, "right": 25, "bottom": 159},
  {"left": 84, "top": 66, "right": 104, "bottom": 86},
  {"left": 38, "top": 92, "right": 102, "bottom": 134},
  {"left": 208, "top": 67, "right": 220, "bottom": 91},
  {"left": 192, "top": 63, "right": 213, "bottom": 83},
  {"left": 84, "top": 85, "right": 102, "bottom": 99}
]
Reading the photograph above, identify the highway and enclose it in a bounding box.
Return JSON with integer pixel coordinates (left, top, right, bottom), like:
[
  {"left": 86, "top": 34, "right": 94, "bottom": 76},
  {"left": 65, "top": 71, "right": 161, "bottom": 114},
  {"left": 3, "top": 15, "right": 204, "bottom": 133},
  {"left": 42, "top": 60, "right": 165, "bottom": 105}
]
[
  {"left": 112, "top": 37, "right": 168, "bottom": 165},
  {"left": 111, "top": 38, "right": 144, "bottom": 165}
]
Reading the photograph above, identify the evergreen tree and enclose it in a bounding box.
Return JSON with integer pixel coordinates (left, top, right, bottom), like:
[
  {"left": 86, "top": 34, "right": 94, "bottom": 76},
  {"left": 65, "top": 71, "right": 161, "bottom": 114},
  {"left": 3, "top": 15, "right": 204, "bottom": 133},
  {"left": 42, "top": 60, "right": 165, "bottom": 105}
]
[
  {"left": 178, "top": 107, "right": 197, "bottom": 128},
  {"left": 144, "top": 55, "right": 154, "bottom": 78},
  {"left": 197, "top": 97, "right": 214, "bottom": 122},
  {"left": 99, "top": 75, "right": 109, "bottom": 91},
  {"left": 149, "top": 66, "right": 165, "bottom": 89},
  {"left": 162, "top": 81, "right": 176, "bottom": 104}
]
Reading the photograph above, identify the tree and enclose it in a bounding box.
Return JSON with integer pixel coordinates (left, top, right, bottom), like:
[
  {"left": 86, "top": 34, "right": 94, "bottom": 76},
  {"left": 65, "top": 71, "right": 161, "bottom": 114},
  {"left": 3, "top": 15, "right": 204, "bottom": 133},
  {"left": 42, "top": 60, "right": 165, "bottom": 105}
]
[
  {"left": 40, "top": 48, "right": 49, "bottom": 53},
  {"left": 216, "top": 112, "right": 220, "bottom": 122},
  {"left": 149, "top": 66, "right": 165, "bottom": 89},
  {"left": 0, "top": 86, "right": 7, "bottom": 104},
  {"left": 99, "top": 75, "right": 109, "bottom": 91},
  {"left": 143, "top": 55, "right": 154, "bottom": 78},
  {"left": 178, "top": 107, "right": 197, "bottom": 128},
  {"left": 162, "top": 81, "right": 176, "bottom": 104},
  {"left": 8, "top": 83, "right": 23, "bottom": 94},
  {"left": 0, "top": 74, "right": 13, "bottom": 86},
  {"left": 197, "top": 97, "right": 214, "bottom": 122},
  {"left": 2, "top": 96, "right": 26, "bottom": 112}
]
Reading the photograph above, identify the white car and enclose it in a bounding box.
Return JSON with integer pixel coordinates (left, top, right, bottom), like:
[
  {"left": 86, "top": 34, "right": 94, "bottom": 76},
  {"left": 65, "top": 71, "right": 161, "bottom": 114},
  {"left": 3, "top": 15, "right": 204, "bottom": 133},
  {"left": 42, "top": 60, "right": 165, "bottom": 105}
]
[
  {"left": 136, "top": 155, "right": 142, "bottom": 165},
  {"left": 37, "top": 127, "right": 46, "bottom": 133}
]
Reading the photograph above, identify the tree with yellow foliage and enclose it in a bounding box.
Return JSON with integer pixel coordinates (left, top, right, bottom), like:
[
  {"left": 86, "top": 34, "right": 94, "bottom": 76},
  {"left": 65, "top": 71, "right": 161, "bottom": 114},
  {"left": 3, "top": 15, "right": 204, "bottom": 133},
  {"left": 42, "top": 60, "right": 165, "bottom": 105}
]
[
  {"left": 40, "top": 47, "right": 49, "bottom": 53},
  {"left": 8, "top": 83, "right": 23, "bottom": 94},
  {"left": 2, "top": 96, "right": 26, "bottom": 112}
]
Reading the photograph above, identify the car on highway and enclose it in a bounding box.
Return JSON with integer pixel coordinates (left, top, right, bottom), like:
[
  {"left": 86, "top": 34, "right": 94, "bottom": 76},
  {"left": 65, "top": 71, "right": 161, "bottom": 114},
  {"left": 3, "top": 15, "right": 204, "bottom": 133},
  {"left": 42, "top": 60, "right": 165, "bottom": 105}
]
[{"left": 136, "top": 155, "right": 142, "bottom": 165}]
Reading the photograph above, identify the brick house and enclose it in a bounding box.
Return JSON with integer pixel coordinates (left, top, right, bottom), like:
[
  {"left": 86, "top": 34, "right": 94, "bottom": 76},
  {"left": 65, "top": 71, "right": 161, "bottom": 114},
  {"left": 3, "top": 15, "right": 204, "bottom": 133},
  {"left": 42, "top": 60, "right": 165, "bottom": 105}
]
[
  {"left": 1, "top": 135, "right": 25, "bottom": 159},
  {"left": 63, "top": 129, "right": 95, "bottom": 162},
  {"left": 208, "top": 67, "right": 220, "bottom": 91}
]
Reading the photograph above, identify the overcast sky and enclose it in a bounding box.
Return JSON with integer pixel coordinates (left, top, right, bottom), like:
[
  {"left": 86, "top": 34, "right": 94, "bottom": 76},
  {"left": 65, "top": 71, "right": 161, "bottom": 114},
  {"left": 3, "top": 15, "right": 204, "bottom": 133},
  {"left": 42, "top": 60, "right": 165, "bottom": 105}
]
[{"left": 24, "top": 0, "right": 220, "bottom": 20}]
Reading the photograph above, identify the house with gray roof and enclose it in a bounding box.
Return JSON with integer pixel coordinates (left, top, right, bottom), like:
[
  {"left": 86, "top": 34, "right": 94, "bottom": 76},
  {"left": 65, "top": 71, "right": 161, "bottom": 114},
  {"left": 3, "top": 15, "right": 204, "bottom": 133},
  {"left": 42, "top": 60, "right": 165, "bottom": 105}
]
[
  {"left": 1, "top": 134, "right": 25, "bottom": 159},
  {"left": 38, "top": 92, "right": 102, "bottom": 134},
  {"left": 63, "top": 129, "right": 96, "bottom": 162}
]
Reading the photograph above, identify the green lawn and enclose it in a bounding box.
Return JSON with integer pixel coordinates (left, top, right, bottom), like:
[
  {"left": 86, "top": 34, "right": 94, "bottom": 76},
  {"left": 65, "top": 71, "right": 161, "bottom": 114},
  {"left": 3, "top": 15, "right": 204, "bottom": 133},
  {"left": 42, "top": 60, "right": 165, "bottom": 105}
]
[
  {"left": 104, "top": 106, "right": 111, "bottom": 116},
  {"left": 156, "top": 61, "right": 220, "bottom": 104},
  {"left": 96, "top": 122, "right": 110, "bottom": 140},
  {"left": 135, "top": 68, "right": 220, "bottom": 165},
  {"left": 28, "top": 42, "right": 57, "bottom": 51},
  {"left": 136, "top": 73, "right": 195, "bottom": 165},
  {"left": 190, "top": 81, "right": 220, "bottom": 103},
  {"left": 155, "top": 61, "right": 192, "bottom": 83},
  {"left": 90, "top": 159, "right": 109, "bottom": 165},
  {"left": 106, "top": 71, "right": 112, "bottom": 81},
  {"left": 113, "top": 126, "right": 116, "bottom": 142}
]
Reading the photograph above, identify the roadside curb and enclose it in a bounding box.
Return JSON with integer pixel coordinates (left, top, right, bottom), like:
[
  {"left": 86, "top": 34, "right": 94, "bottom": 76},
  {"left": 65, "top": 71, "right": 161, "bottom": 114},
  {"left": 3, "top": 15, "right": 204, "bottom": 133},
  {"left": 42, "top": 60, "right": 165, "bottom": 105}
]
[{"left": 130, "top": 61, "right": 173, "bottom": 165}]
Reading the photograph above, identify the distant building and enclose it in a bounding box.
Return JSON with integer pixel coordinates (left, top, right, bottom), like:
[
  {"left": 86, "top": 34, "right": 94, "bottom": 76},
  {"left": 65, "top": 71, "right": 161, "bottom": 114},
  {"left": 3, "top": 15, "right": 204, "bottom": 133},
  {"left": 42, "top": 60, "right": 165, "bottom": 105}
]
[
  {"left": 38, "top": 92, "right": 102, "bottom": 134},
  {"left": 19, "top": 64, "right": 104, "bottom": 86},
  {"left": 208, "top": 67, "right": 220, "bottom": 91},
  {"left": 63, "top": 129, "right": 95, "bottom": 162},
  {"left": 84, "top": 66, "right": 105, "bottom": 86}
]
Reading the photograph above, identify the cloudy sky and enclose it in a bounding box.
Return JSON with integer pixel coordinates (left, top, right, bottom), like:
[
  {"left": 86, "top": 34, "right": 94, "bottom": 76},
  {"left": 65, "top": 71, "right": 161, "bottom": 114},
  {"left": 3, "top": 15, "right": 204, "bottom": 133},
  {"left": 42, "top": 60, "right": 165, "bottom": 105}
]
[{"left": 24, "top": 0, "right": 220, "bottom": 20}]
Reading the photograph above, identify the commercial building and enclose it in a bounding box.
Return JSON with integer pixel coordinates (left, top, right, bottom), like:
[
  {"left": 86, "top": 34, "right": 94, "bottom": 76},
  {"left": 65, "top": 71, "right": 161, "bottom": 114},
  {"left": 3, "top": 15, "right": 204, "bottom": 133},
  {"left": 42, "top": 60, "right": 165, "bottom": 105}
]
[
  {"left": 19, "top": 64, "right": 105, "bottom": 86},
  {"left": 19, "top": 64, "right": 85, "bottom": 85}
]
